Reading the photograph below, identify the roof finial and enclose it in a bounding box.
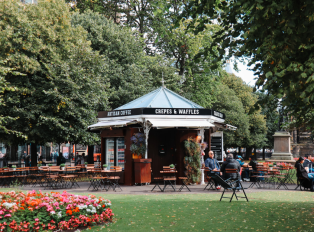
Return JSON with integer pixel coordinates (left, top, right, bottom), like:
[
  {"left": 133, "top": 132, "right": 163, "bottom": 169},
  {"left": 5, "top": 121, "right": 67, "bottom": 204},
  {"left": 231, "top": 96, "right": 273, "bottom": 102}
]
[{"left": 161, "top": 72, "right": 165, "bottom": 88}]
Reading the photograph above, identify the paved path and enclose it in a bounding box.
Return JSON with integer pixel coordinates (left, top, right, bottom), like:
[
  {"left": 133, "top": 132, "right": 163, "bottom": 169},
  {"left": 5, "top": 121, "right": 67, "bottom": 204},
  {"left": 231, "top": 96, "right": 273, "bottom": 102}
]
[{"left": 20, "top": 181, "right": 300, "bottom": 195}]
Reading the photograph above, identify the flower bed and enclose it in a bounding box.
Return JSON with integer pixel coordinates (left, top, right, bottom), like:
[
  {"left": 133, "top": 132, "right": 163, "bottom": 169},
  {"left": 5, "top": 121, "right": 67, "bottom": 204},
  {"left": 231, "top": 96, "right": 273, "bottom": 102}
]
[{"left": 0, "top": 190, "right": 114, "bottom": 231}]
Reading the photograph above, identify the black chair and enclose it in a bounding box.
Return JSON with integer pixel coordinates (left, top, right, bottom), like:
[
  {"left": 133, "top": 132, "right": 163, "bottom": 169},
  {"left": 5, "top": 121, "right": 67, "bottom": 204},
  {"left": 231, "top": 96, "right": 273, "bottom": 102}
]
[
  {"left": 210, "top": 175, "right": 249, "bottom": 203},
  {"left": 295, "top": 176, "right": 313, "bottom": 191}
]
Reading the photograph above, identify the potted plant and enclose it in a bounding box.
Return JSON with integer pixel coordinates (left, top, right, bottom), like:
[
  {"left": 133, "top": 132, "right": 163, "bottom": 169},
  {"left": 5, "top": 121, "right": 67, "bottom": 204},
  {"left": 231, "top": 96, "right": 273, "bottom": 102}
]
[
  {"left": 12, "top": 165, "right": 16, "bottom": 171},
  {"left": 60, "top": 163, "right": 65, "bottom": 170},
  {"left": 38, "top": 164, "right": 42, "bottom": 168},
  {"left": 130, "top": 133, "right": 146, "bottom": 159},
  {"left": 48, "top": 164, "right": 53, "bottom": 167},
  {"left": 269, "top": 164, "right": 273, "bottom": 170},
  {"left": 103, "top": 164, "right": 108, "bottom": 171},
  {"left": 85, "top": 162, "right": 88, "bottom": 168},
  {"left": 273, "top": 162, "right": 277, "bottom": 167},
  {"left": 169, "top": 164, "right": 175, "bottom": 170}
]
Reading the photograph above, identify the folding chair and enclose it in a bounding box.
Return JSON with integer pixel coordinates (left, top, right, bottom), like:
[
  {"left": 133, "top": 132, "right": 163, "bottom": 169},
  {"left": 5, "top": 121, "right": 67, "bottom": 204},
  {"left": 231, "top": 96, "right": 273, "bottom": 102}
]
[
  {"left": 211, "top": 174, "right": 249, "bottom": 203},
  {"left": 61, "top": 167, "right": 80, "bottom": 189},
  {"left": 87, "top": 168, "right": 102, "bottom": 190},
  {"left": 204, "top": 176, "right": 215, "bottom": 190},
  {"left": 0, "top": 168, "right": 12, "bottom": 187},
  {"left": 178, "top": 177, "right": 191, "bottom": 192},
  {"left": 204, "top": 168, "right": 216, "bottom": 190},
  {"left": 151, "top": 169, "right": 163, "bottom": 192},
  {"left": 107, "top": 166, "right": 122, "bottom": 191}
]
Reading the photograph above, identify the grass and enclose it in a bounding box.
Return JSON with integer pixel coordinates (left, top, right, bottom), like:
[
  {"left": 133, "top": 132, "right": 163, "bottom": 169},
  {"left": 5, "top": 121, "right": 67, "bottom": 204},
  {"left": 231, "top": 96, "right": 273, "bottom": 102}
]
[
  {"left": 2, "top": 189, "right": 313, "bottom": 232},
  {"left": 90, "top": 191, "right": 313, "bottom": 232}
]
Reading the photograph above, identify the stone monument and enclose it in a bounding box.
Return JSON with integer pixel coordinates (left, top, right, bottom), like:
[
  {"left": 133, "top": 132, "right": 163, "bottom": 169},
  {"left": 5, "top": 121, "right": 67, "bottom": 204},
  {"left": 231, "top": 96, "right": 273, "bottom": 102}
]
[
  {"left": 271, "top": 131, "right": 294, "bottom": 160},
  {"left": 271, "top": 109, "right": 293, "bottom": 160}
]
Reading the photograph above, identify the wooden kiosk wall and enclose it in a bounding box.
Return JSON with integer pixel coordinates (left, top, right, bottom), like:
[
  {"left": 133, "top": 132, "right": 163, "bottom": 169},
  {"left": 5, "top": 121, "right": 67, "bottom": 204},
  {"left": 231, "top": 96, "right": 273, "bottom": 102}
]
[{"left": 100, "top": 127, "right": 211, "bottom": 186}]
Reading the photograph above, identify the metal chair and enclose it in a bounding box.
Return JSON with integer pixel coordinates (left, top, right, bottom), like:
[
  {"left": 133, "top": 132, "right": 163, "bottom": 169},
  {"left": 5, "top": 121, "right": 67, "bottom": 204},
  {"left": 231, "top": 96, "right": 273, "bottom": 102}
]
[{"left": 211, "top": 174, "right": 249, "bottom": 203}]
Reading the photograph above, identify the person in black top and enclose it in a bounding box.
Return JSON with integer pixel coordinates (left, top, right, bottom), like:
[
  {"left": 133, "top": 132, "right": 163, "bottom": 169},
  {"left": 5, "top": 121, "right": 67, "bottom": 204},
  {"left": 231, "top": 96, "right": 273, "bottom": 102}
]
[
  {"left": 220, "top": 154, "right": 241, "bottom": 180},
  {"left": 295, "top": 157, "right": 314, "bottom": 191},
  {"left": 248, "top": 156, "right": 257, "bottom": 171},
  {"left": 57, "top": 153, "right": 62, "bottom": 166}
]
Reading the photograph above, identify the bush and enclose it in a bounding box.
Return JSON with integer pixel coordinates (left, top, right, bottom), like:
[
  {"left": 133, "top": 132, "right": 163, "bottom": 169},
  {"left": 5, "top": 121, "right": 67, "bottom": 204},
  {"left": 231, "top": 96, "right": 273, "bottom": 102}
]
[
  {"left": 184, "top": 137, "right": 201, "bottom": 184},
  {"left": 0, "top": 190, "right": 114, "bottom": 231}
]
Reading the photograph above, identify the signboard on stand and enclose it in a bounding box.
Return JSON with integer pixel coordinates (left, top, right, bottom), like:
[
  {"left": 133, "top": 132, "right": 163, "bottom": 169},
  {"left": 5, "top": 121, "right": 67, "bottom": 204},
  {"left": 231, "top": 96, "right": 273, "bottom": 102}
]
[{"left": 211, "top": 131, "right": 224, "bottom": 162}]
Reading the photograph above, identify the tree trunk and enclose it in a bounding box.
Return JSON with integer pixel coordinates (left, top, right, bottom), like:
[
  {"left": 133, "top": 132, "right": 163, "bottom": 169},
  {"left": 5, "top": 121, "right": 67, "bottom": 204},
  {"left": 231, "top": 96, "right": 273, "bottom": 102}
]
[
  {"left": 253, "top": 147, "right": 256, "bottom": 160},
  {"left": 31, "top": 143, "right": 37, "bottom": 167},
  {"left": 262, "top": 147, "right": 266, "bottom": 160},
  {"left": 88, "top": 145, "right": 94, "bottom": 164},
  {"left": 245, "top": 147, "right": 252, "bottom": 160}
]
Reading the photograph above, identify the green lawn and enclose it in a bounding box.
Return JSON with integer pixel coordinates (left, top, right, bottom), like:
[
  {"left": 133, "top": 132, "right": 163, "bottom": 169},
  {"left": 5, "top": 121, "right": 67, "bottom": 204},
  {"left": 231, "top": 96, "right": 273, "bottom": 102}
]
[
  {"left": 91, "top": 191, "right": 312, "bottom": 232},
  {"left": 2, "top": 189, "right": 313, "bottom": 232}
]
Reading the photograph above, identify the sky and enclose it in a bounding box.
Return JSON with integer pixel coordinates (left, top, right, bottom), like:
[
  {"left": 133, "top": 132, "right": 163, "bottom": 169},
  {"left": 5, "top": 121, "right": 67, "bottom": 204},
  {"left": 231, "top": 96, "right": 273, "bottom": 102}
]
[{"left": 228, "top": 61, "right": 257, "bottom": 87}]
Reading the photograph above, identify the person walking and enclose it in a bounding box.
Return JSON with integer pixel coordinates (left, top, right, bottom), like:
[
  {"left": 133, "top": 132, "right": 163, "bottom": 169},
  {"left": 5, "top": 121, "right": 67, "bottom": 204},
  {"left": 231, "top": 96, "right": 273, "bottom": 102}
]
[
  {"left": 0, "top": 152, "right": 4, "bottom": 168},
  {"left": 3, "top": 153, "right": 7, "bottom": 167},
  {"left": 53, "top": 150, "right": 59, "bottom": 162},
  {"left": 24, "top": 151, "right": 30, "bottom": 167}
]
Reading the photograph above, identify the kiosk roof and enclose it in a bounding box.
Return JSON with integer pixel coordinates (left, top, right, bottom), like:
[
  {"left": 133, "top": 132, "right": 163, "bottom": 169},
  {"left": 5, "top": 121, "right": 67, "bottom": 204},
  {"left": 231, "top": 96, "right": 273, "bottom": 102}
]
[{"left": 115, "top": 86, "right": 203, "bottom": 110}]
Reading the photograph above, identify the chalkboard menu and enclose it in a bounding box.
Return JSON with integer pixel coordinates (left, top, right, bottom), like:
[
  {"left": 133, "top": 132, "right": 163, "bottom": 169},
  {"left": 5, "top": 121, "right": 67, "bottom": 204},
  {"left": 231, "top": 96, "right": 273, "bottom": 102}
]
[{"left": 211, "top": 136, "right": 223, "bottom": 161}]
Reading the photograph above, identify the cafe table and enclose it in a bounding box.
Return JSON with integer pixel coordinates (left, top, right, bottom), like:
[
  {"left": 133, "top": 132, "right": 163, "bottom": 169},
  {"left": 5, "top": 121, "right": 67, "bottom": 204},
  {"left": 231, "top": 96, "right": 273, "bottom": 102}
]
[{"left": 160, "top": 170, "right": 177, "bottom": 192}]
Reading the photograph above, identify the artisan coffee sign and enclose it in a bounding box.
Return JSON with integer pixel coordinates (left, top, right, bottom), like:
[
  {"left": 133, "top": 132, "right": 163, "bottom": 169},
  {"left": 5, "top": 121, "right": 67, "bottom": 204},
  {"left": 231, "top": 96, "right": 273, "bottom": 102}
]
[
  {"left": 107, "top": 110, "right": 132, "bottom": 117},
  {"left": 98, "top": 108, "right": 225, "bottom": 119}
]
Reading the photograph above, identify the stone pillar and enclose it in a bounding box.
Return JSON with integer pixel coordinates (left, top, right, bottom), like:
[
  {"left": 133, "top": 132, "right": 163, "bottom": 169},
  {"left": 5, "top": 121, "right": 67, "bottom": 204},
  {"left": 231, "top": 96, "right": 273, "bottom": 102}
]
[{"left": 271, "top": 131, "right": 294, "bottom": 160}]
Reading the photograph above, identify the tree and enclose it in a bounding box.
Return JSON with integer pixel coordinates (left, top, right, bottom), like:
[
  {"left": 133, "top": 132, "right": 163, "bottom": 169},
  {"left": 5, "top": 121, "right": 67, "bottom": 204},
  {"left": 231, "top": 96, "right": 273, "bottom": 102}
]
[
  {"left": 175, "top": 0, "right": 314, "bottom": 129},
  {"left": 0, "top": 62, "right": 25, "bottom": 138},
  {"left": 255, "top": 92, "right": 280, "bottom": 149},
  {"left": 71, "top": 10, "right": 180, "bottom": 109},
  {"left": 0, "top": 0, "right": 109, "bottom": 153},
  {"left": 213, "top": 73, "right": 267, "bottom": 154},
  {"left": 70, "top": 0, "right": 157, "bottom": 53}
]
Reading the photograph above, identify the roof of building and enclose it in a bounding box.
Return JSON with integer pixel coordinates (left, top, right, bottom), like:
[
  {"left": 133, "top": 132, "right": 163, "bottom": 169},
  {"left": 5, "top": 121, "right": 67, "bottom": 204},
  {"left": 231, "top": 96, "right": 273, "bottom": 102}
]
[{"left": 115, "top": 86, "right": 203, "bottom": 110}]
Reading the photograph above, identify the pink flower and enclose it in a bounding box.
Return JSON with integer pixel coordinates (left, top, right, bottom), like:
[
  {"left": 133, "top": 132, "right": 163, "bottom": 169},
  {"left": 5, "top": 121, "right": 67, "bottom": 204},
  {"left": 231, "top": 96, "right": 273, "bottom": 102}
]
[
  {"left": 35, "top": 218, "right": 39, "bottom": 222},
  {"left": 4, "top": 214, "right": 11, "bottom": 218}
]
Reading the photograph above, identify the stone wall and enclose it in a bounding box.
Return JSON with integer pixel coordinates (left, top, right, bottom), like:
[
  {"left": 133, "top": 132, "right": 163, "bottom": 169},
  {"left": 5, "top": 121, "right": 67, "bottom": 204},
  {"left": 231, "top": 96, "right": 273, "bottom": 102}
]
[{"left": 291, "top": 144, "right": 314, "bottom": 157}]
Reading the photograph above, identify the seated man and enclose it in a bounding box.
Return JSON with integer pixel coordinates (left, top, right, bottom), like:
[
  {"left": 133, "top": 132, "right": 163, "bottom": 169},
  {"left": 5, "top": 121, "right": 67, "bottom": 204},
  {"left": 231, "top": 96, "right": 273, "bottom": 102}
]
[
  {"left": 205, "top": 151, "right": 221, "bottom": 190},
  {"left": 220, "top": 154, "right": 241, "bottom": 181},
  {"left": 243, "top": 156, "right": 258, "bottom": 181},
  {"left": 303, "top": 154, "right": 314, "bottom": 172}
]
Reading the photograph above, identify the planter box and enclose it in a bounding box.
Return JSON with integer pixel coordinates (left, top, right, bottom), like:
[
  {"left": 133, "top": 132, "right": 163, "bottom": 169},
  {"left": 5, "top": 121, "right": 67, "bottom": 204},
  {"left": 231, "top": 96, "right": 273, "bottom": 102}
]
[{"left": 134, "top": 159, "right": 152, "bottom": 185}]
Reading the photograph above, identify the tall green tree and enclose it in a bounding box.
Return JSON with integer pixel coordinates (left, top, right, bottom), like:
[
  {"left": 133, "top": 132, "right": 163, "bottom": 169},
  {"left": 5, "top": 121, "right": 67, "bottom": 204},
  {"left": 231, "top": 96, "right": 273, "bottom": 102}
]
[
  {"left": 70, "top": 0, "right": 157, "bottom": 53},
  {"left": 71, "top": 10, "right": 180, "bottom": 109},
  {"left": 174, "top": 0, "right": 314, "bottom": 129},
  {"left": 0, "top": 0, "right": 109, "bottom": 149},
  {"left": 255, "top": 92, "right": 280, "bottom": 149},
  {"left": 214, "top": 73, "right": 267, "bottom": 151},
  {"left": 0, "top": 62, "right": 25, "bottom": 138}
]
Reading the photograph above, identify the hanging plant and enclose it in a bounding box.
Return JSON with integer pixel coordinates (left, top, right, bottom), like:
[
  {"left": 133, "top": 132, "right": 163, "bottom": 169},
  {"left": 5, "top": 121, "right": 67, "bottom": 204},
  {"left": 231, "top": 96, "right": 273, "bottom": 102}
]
[
  {"left": 130, "top": 133, "right": 146, "bottom": 159},
  {"left": 183, "top": 137, "right": 201, "bottom": 184}
]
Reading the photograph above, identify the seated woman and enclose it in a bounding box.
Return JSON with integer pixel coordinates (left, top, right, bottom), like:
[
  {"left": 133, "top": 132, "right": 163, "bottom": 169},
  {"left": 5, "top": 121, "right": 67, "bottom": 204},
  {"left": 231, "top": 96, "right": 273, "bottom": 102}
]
[{"left": 295, "top": 157, "right": 313, "bottom": 190}]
